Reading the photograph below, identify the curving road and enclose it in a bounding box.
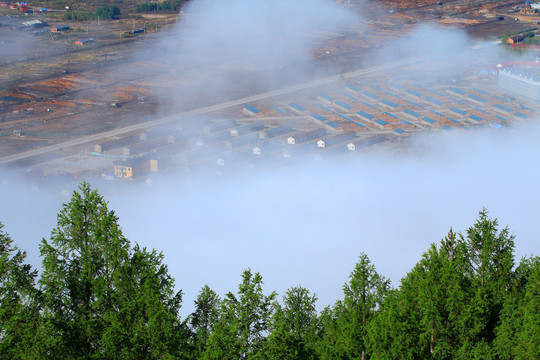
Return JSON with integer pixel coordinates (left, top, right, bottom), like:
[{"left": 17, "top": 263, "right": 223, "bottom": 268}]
[{"left": 0, "top": 57, "right": 420, "bottom": 165}]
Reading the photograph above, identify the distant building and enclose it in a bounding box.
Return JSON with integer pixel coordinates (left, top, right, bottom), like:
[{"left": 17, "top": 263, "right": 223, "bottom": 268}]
[
  {"left": 317, "top": 133, "right": 356, "bottom": 148},
  {"left": 127, "top": 28, "right": 145, "bottom": 34},
  {"left": 521, "top": 0, "right": 538, "bottom": 14},
  {"left": 114, "top": 158, "right": 158, "bottom": 179},
  {"left": 288, "top": 102, "right": 306, "bottom": 114},
  {"left": 507, "top": 35, "right": 525, "bottom": 44},
  {"left": 75, "top": 38, "right": 94, "bottom": 45},
  {"left": 51, "top": 25, "right": 69, "bottom": 32},
  {"left": 230, "top": 122, "right": 265, "bottom": 137},
  {"left": 243, "top": 104, "right": 260, "bottom": 116},
  {"left": 373, "top": 118, "right": 392, "bottom": 129},
  {"left": 499, "top": 68, "right": 540, "bottom": 101},
  {"left": 287, "top": 128, "right": 327, "bottom": 145},
  {"left": 22, "top": 19, "right": 45, "bottom": 28},
  {"left": 114, "top": 165, "right": 133, "bottom": 179}
]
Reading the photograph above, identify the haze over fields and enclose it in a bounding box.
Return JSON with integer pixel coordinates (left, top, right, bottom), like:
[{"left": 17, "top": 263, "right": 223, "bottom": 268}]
[
  {"left": 1, "top": 0, "right": 539, "bottom": 315},
  {"left": 2, "top": 122, "right": 540, "bottom": 315}
]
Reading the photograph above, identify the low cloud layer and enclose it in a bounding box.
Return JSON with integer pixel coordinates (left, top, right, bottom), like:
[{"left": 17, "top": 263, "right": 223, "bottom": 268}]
[
  {"left": 1, "top": 1, "right": 539, "bottom": 317},
  {"left": 3, "top": 122, "right": 539, "bottom": 316},
  {"left": 151, "top": 0, "right": 358, "bottom": 107}
]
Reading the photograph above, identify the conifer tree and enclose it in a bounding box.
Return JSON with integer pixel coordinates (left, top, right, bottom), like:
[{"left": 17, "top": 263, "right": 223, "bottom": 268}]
[
  {"left": 190, "top": 285, "right": 221, "bottom": 357},
  {"left": 267, "top": 285, "right": 319, "bottom": 359},
  {"left": 203, "top": 269, "right": 277, "bottom": 360},
  {"left": 459, "top": 209, "right": 515, "bottom": 356},
  {"left": 0, "top": 223, "right": 42, "bottom": 359},
  {"left": 38, "top": 182, "right": 185, "bottom": 358}
]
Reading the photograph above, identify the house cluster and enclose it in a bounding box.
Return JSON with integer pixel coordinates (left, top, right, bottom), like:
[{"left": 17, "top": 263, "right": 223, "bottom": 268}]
[
  {"left": 520, "top": 0, "right": 540, "bottom": 14},
  {"left": 0, "top": 1, "right": 29, "bottom": 12}
]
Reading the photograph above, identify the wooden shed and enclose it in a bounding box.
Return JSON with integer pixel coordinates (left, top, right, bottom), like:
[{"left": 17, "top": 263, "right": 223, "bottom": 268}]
[
  {"left": 506, "top": 35, "right": 524, "bottom": 44},
  {"left": 75, "top": 38, "right": 94, "bottom": 46},
  {"left": 51, "top": 25, "right": 69, "bottom": 32}
]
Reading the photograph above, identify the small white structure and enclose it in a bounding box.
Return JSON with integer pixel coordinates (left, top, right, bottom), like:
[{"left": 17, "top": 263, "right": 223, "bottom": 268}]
[{"left": 22, "top": 19, "right": 44, "bottom": 27}]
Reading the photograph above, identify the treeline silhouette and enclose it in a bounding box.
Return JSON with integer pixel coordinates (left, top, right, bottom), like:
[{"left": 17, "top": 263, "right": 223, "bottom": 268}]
[
  {"left": 0, "top": 182, "right": 538, "bottom": 359},
  {"left": 137, "top": 1, "right": 180, "bottom": 12}
]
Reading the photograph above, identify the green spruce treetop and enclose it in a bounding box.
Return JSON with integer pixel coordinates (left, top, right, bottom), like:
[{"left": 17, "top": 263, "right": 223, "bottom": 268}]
[{"left": 38, "top": 181, "right": 185, "bottom": 359}]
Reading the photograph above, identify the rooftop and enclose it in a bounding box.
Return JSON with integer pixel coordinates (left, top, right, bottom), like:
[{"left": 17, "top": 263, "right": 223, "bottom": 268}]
[
  {"left": 383, "top": 111, "right": 399, "bottom": 120},
  {"left": 405, "top": 89, "right": 422, "bottom": 98},
  {"left": 311, "top": 113, "right": 327, "bottom": 122},
  {"left": 494, "top": 104, "right": 512, "bottom": 112},
  {"left": 467, "top": 94, "right": 488, "bottom": 104},
  {"left": 317, "top": 104, "right": 332, "bottom": 112},
  {"left": 289, "top": 102, "right": 306, "bottom": 112},
  {"left": 403, "top": 109, "right": 421, "bottom": 117},
  {"left": 326, "top": 121, "right": 340, "bottom": 128},
  {"left": 405, "top": 100, "right": 424, "bottom": 109},
  {"left": 360, "top": 101, "right": 376, "bottom": 109},
  {"left": 334, "top": 100, "right": 352, "bottom": 110},
  {"left": 357, "top": 110, "right": 374, "bottom": 120},
  {"left": 401, "top": 119, "right": 413, "bottom": 125},
  {"left": 380, "top": 99, "right": 398, "bottom": 108},
  {"left": 450, "top": 107, "right": 467, "bottom": 115},
  {"left": 424, "top": 97, "right": 443, "bottom": 106},
  {"left": 318, "top": 93, "right": 334, "bottom": 101},
  {"left": 448, "top": 87, "right": 466, "bottom": 95},
  {"left": 362, "top": 91, "right": 379, "bottom": 100},
  {"left": 244, "top": 104, "right": 260, "bottom": 114}
]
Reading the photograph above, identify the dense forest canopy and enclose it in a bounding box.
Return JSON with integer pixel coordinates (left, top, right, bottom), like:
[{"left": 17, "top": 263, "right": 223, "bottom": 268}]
[{"left": 0, "top": 182, "right": 538, "bottom": 359}]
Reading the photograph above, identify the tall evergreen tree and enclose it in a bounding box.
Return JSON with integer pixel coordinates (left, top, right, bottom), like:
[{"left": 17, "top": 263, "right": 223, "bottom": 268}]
[
  {"left": 495, "top": 256, "right": 540, "bottom": 359},
  {"left": 316, "top": 301, "right": 350, "bottom": 359},
  {"left": 317, "top": 253, "right": 389, "bottom": 360},
  {"left": 267, "top": 285, "right": 319, "bottom": 359},
  {"left": 458, "top": 209, "right": 515, "bottom": 356},
  {"left": 367, "top": 211, "right": 516, "bottom": 360},
  {"left": 203, "top": 269, "right": 277, "bottom": 360},
  {"left": 38, "top": 182, "right": 184, "bottom": 359},
  {"left": 190, "top": 285, "right": 221, "bottom": 357},
  {"left": 0, "top": 222, "right": 42, "bottom": 359},
  {"left": 367, "top": 288, "right": 414, "bottom": 360},
  {"left": 343, "top": 253, "right": 389, "bottom": 360},
  {"left": 395, "top": 240, "right": 470, "bottom": 359}
]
